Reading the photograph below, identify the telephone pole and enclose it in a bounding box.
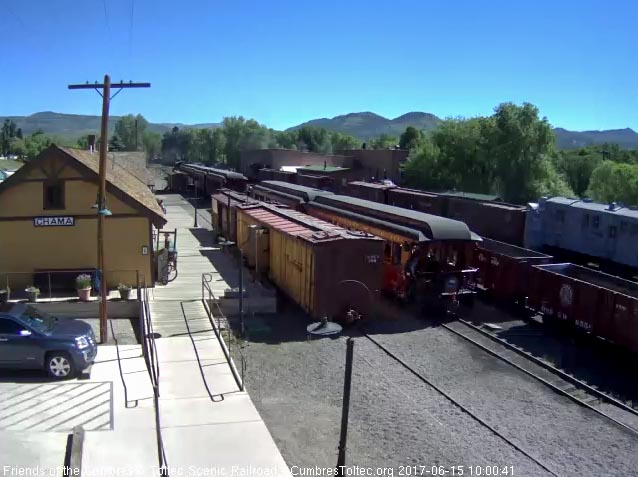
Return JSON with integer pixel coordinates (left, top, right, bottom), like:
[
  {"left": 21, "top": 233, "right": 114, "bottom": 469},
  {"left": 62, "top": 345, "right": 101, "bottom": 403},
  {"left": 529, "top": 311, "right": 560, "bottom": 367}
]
[{"left": 68, "top": 76, "right": 151, "bottom": 343}]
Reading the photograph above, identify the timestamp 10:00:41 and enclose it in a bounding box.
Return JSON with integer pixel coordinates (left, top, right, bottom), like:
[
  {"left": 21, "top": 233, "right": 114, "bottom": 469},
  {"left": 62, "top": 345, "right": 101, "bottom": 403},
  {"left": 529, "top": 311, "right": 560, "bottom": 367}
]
[{"left": 398, "top": 466, "right": 515, "bottom": 476}]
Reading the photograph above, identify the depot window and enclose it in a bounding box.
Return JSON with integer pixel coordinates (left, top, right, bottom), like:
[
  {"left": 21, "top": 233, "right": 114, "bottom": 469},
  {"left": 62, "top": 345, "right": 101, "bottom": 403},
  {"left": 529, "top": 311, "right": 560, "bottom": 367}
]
[
  {"left": 43, "top": 181, "right": 65, "bottom": 210},
  {"left": 592, "top": 215, "right": 600, "bottom": 229}
]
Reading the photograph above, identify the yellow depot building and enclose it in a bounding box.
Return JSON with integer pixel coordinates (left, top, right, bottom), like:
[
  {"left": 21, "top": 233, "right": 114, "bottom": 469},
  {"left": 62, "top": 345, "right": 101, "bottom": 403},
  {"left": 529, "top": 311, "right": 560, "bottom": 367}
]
[{"left": 0, "top": 145, "right": 166, "bottom": 291}]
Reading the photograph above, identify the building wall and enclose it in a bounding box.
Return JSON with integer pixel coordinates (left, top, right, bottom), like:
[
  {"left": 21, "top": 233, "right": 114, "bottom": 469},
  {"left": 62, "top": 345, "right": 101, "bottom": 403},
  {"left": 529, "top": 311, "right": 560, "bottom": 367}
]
[{"left": 0, "top": 156, "right": 153, "bottom": 289}]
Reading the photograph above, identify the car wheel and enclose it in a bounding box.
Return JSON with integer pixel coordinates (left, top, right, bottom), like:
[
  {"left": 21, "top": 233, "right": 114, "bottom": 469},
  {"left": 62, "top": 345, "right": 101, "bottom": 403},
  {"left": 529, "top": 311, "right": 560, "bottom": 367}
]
[{"left": 46, "top": 352, "right": 75, "bottom": 379}]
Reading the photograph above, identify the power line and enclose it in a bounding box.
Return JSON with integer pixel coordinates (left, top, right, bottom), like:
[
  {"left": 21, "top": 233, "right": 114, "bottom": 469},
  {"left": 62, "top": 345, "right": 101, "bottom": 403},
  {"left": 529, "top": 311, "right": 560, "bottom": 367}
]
[
  {"left": 5, "top": 2, "right": 25, "bottom": 30},
  {"left": 102, "top": 0, "right": 112, "bottom": 41},
  {"left": 128, "top": 0, "right": 135, "bottom": 56}
]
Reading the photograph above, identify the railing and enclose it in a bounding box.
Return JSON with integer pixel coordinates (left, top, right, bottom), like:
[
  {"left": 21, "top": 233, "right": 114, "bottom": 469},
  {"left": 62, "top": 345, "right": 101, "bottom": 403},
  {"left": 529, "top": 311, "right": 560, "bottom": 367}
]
[
  {"left": 201, "top": 273, "right": 246, "bottom": 391},
  {"left": 139, "top": 282, "right": 169, "bottom": 474},
  {"left": 0, "top": 269, "right": 142, "bottom": 302},
  {"left": 109, "top": 318, "right": 138, "bottom": 409}
]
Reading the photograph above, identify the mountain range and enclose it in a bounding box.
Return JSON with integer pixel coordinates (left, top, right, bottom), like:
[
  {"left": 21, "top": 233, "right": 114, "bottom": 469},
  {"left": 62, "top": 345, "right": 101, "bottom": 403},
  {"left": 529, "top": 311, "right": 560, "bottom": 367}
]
[
  {"left": 0, "top": 112, "right": 219, "bottom": 139},
  {"left": 2, "top": 111, "right": 638, "bottom": 150}
]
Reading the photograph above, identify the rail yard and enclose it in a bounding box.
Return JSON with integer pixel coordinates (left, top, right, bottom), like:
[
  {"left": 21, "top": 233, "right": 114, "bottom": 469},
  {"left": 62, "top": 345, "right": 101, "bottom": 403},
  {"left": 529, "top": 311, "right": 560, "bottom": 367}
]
[{"left": 168, "top": 162, "right": 638, "bottom": 475}]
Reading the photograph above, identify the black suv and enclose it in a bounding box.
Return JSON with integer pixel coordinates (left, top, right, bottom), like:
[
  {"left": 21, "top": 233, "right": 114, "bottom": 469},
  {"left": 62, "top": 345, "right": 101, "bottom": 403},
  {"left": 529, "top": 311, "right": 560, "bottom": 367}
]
[{"left": 0, "top": 303, "right": 97, "bottom": 379}]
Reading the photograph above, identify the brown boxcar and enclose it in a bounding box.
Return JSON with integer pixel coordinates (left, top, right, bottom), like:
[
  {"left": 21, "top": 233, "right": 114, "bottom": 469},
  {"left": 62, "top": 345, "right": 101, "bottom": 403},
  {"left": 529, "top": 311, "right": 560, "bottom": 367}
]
[
  {"left": 235, "top": 203, "right": 384, "bottom": 320},
  {"left": 211, "top": 190, "right": 255, "bottom": 242},
  {"left": 257, "top": 168, "right": 276, "bottom": 182},
  {"left": 528, "top": 263, "right": 638, "bottom": 353},
  {"left": 472, "top": 238, "right": 553, "bottom": 303},
  {"left": 271, "top": 170, "right": 298, "bottom": 183},
  {"left": 386, "top": 188, "right": 447, "bottom": 216},
  {"left": 296, "top": 174, "right": 334, "bottom": 190},
  {"left": 446, "top": 198, "right": 526, "bottom": 246},
  {"left": 347, "top": 181, "right": 396, "bottom": 204},
  {"left": 168, "top": 171, "right": 193, "bottom": 194}
]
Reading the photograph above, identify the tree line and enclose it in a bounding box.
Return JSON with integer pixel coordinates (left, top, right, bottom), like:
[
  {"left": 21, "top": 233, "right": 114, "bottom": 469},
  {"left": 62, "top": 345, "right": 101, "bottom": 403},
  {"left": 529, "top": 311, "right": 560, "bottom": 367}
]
[
  {"left": 401, "top": 103, "right": 638, "bottom": 205},
  {"left": 3, "top": 105, "right": 638, "bottom": 206}
]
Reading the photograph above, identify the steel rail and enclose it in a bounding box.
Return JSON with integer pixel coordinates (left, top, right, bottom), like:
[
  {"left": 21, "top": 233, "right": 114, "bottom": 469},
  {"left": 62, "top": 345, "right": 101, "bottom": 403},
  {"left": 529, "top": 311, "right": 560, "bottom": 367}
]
[
  {"left": 441, "top": 320, "right": 638, "bottom": 437},
  {"left": 362, "top": 332, "right": 561, "bottom": 477}
]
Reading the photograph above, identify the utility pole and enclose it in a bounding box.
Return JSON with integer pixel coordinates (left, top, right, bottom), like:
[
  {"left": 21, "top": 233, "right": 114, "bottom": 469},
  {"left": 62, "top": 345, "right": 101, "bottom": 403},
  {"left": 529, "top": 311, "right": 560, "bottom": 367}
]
[
  {"left": 336, "top": 338, "right": 355, "bottom": 475},
  {"left": 68, "top": 76, "right": 151, "bottom": 343}
]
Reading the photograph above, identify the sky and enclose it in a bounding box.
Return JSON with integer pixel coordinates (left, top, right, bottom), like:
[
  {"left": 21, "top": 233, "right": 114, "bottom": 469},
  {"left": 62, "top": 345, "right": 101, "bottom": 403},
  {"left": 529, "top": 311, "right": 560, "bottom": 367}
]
[{"left": 1, "top": 0, "right": 637, "bottom": 131}]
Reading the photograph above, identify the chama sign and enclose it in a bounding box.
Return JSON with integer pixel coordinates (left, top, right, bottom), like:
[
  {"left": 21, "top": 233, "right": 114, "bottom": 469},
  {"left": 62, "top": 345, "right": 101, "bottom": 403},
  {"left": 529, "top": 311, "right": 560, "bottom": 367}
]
[{"left": 33, "top": 216, "right": 75, "bottom": 227}]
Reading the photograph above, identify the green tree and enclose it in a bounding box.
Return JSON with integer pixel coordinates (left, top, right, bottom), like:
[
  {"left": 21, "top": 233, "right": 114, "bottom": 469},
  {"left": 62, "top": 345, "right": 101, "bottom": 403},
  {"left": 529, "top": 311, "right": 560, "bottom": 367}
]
[
  {"left": 113, "top": 114, "right": 149, "bottom": 151},
  {"left": 369, "top": 134, "right": 398, "bottom": 149},
  {"left": 399, "top": 126, "right": 422, "bottom": 150},
  {"left": 490, "top": 102, "right": 556, "bottom": 203},
  {"left": 142, "top": 131, "right": 162, "bottom": 160},
  {"left": 330, "top": 132, "right": 360, "bottom": 152},
  {"left": 1, "top": 119, "right": 18, "bottom": 156},
  {"left": 297, "top": 126, "right": 332, "bottom": 154},
  {"left": 275, "top": 131, "right": 299, "bottom": 149},
  {"left": 587, "top": 161, "right": 638, "bottom": 205},
  {"left": 553, "top": 151, "right": 602, "bottom": 197}
]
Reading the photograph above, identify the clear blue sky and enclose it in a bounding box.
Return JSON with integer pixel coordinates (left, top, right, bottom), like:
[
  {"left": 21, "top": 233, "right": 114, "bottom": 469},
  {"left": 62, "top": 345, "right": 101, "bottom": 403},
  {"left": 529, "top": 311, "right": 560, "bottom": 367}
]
[{"left": 1, "top": 0, "right": 636, "bottom": 131}]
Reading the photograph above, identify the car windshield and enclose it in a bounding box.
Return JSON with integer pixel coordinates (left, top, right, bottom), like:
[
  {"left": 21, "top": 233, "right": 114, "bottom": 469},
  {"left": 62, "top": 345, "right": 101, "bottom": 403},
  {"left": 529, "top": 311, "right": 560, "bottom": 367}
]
[{"left": 19, "top": 306, "right": 55, "bottom": 333}]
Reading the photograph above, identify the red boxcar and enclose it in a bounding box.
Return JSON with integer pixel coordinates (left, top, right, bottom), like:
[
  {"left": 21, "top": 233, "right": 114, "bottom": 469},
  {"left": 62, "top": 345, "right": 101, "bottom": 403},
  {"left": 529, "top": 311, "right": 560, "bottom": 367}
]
[
  {"left": 528, "top": 263, "right": 638, "bottom": 353},
  {"left": 446, "top": 198, "right": 526, "bottom": 246},
  {"left": 386, "top": 188, "right": 447, "bottom": 216},
  {"left": 347, "top": 181, "right": 396, "bottom": 204},
  {"left": 472, "top": 238, "right": 553, "bottom": 303}
]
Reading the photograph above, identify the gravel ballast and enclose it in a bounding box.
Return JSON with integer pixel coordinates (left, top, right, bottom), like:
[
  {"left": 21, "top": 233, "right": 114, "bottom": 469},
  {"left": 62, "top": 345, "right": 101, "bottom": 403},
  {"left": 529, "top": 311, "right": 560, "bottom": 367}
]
[{"left": 239, "top": 308, "right": 638, "bottom": 476}]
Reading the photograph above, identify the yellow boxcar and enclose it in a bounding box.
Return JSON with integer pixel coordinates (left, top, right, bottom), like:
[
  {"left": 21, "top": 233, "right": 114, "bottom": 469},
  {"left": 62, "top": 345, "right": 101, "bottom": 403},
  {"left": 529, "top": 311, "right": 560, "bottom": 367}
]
[{"left": 236, "top": 204, "right": 384, "bottom": 319}]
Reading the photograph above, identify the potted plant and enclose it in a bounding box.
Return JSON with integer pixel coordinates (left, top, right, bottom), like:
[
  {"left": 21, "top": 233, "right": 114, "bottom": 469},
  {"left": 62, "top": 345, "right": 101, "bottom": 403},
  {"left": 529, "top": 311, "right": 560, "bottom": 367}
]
[
  {"left": 0, "top": 286, "right": 10, "bottom": 304},
  {"left": 118, "top": 283, "right": 132, "bottom": 300},
  {"left": 76, "top": 274, "right": 92, "bottom": 302},
  {"left": 25, "top": 286, "right": 39, "bottom": 303}
]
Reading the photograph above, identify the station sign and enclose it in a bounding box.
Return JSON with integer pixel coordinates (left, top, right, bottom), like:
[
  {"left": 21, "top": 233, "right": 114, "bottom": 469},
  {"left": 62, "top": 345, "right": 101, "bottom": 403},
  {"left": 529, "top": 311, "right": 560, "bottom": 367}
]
[{"left": 33, "top": 216, "right": 75, "bottom": 227}]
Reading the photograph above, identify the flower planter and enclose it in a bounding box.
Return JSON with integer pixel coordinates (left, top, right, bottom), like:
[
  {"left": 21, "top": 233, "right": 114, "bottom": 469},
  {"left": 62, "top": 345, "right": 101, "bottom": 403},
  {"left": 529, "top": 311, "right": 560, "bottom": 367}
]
[
  {"left": 26, "top": 290, "right": 39, "bottom": 303},
  {"left": 77, "top": 288, "right": 92, "bottom": 302},
  {"left": 118, "top": 288, "right": 132, "bottom": 300}
]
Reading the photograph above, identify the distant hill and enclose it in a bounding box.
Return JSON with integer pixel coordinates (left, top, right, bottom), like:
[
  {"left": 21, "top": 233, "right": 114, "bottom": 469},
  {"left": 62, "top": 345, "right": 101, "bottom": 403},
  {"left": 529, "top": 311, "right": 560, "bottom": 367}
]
[
  {"left": 553, "top": 127, "right": 638, "bottom": 149},
  {"left": 289, "top": 112, "right": 638, "bottom": 149},
  {"left": 3, "top": 111, "right": 638, "bottom": 150},
  {"left": 287, "top": 111, "right": 441, "bottom": 140},
  {"left": 0, "top": 112, "right": 220, "bottom": 139}
]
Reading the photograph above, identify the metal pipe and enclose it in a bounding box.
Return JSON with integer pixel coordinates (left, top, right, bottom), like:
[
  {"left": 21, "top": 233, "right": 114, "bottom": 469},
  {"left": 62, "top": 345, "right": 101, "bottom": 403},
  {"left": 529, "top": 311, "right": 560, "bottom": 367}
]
[{"left": 336, "top": 338, "right": 354, "bottom": 474}]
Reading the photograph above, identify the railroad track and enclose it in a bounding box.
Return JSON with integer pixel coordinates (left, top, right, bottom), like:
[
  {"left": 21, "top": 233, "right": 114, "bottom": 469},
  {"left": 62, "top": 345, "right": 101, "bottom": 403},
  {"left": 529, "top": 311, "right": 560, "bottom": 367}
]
[
  {"left": 361, "top": 331, "right": 561, "bottom": 477},
  {"left": 441, "top": 319, "right": 638, "bottom": 436}
]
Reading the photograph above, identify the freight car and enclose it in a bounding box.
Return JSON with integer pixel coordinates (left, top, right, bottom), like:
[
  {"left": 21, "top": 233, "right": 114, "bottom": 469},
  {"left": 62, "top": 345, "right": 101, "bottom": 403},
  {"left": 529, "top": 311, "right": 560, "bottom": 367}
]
[
  {"left": 345, "top": 183, "right": 526, "bottom": 245},
  {"left": 250, "top": 181, "right": 334, "bottom": 209},
  {"left": 528, "top": 263, "right": 638, "bottom": 354},
  {"left": 296, "top": 174, "right": 333, "bottom": 190},
  {"left": 348, "top": 181, "right": 396, "bottom": 204},
  {"left": 176, "top": 162, "right": 248, "bottom": 193},
  {"left": 525, "top": 197, "right": 638, "bottom": 274},
  {"left": 472, "top": 238, "right": 553, "bottom": 304},
  {"left": 304, "top": 194, "right": 481, "bottom": 314},
  {"left": 211, "top": 189, "right": 256, "bottom": 242},
  {"left": 235, "top": 202, "right": 384, "bottom": 321}
]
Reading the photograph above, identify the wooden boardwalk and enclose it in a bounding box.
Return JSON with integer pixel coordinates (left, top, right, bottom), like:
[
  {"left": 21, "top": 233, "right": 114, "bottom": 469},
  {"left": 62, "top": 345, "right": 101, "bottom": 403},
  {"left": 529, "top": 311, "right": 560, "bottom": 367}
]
[{"left": 149, "top": 194, "right": 231, "bottom": 337}]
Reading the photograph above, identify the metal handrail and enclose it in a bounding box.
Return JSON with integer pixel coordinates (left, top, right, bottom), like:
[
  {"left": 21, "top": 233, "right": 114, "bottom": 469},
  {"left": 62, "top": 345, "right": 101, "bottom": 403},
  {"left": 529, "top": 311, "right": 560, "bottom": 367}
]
[
  {"left": 109, "top": 319, "right": 138, "bottom": 409},
  {"left": 139, "top": 280, "right": 168, "bottom": 474},
  {"left": 201, "top": 273, "right": 246, "bottom": 391}
]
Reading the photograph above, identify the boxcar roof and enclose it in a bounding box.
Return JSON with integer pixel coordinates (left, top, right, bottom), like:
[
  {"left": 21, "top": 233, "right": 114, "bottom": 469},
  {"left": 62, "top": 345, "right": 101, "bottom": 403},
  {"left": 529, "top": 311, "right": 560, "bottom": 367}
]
[
  {"left": 180, "top": 163, "right": 247, "bottom": 181},
  {"left": 312, "top": 194, "right": 479, "bottom": 241},
  {"left": 546, "top": 197, "right": 638, "bottom": 218},
  {"left": 258, "top": 181, "right": 335, "bottom": 201},
  {"left": 388, "top": 187, "right": 440, "bottom": 198},
  {"left": 239, "top": 204, "right": 380, "bottom": 244}
]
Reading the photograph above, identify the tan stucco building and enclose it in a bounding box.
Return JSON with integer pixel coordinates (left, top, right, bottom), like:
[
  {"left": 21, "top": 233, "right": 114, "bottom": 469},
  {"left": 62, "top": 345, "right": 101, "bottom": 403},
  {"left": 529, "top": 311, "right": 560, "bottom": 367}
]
[{"left": 0, "top": 145, "right": 166, "bottom": 290}]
